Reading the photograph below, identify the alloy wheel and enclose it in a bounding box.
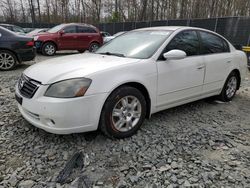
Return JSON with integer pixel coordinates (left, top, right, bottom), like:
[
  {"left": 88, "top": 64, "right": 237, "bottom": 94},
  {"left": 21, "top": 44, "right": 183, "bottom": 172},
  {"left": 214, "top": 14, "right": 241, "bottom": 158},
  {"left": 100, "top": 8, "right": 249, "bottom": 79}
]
[
  {"left": 44, "top": 44, "right": 55, "bottom": 55},
  {"left": 0, "top": 52, "right": 15, "bottom": 70},
  {"left": 226, "top": 76, "right": 237, "bottom": 98},
  {"left": 111, "top": 96, "right": 142, "bottom": 132},
  {"left": 89, "top": 43, "right": 99, "bottom": 52}
]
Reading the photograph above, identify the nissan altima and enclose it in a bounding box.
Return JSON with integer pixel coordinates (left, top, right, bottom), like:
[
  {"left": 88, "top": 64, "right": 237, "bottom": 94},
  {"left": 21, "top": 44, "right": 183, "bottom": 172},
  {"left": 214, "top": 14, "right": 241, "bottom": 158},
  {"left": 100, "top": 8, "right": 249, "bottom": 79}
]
[{"left": 15, "top": 27, "right": 248, "bottom": 138}]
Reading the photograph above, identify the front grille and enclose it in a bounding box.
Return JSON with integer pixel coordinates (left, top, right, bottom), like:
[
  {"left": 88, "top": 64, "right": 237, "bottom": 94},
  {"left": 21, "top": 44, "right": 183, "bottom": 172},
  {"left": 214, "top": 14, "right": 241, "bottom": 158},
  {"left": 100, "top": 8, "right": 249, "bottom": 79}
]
[{"left": 18, "top": 74, "right": 41, "bottom": 98}]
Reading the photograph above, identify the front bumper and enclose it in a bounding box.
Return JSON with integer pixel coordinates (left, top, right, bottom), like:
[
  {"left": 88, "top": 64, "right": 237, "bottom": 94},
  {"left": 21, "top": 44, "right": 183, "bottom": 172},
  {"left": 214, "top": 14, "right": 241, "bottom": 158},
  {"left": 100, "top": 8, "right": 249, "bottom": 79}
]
[
  {"left": 16, "top": 84, "right": 108, "bottom": 134},
  {"left": 35, "top": 41, "right": 43, "bottom": 51}
]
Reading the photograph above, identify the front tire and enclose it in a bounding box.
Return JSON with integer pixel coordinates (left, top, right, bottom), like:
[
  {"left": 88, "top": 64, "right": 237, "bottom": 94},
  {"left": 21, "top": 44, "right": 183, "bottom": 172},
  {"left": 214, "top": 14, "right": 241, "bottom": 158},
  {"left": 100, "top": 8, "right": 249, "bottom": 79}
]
[
  {"left": 42, "top": 42, "right": 56, "bottom": 56},
  {"left": 100, "top": 86, "right": 146, "bottom": 138},
  {"left": 218, "top": 72, "right": 239, "bottom": 102},
  {"left": 0, "top": 50, "right": 17, "bottom": 71}
]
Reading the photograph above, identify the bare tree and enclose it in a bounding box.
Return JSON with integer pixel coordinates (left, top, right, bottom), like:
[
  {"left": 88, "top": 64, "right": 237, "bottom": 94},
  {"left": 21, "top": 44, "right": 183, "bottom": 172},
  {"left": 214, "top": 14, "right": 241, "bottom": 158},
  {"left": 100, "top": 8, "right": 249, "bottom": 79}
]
[{"left": 0, "top": 0, "right": 250, "bottom": 24}]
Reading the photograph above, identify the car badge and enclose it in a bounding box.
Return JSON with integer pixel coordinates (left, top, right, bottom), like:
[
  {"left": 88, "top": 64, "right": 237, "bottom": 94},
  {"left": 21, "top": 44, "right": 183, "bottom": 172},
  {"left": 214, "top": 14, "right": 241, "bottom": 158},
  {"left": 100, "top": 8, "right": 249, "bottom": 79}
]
[{"left": 20, "top": 79, "right": 25, "bottom": 89}]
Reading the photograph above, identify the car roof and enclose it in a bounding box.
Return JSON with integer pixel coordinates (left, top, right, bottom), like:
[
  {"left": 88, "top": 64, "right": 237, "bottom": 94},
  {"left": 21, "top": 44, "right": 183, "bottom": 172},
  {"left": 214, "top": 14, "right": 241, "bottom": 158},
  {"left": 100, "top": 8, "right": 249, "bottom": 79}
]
[
  {"left": 135, "top": 26, "right": 184, "bottom": 31},
  {"left": 0, "top": 23, "right": 13, "bottom": 27},
  {"left": 0, "top": 26, "right": 15, "bottom": 36},
  {"left": 62, "top": 23, "right": 96, "bottom": 28},
  {"left": 135, "top": 26, "right": 217, "bottom": 32}
]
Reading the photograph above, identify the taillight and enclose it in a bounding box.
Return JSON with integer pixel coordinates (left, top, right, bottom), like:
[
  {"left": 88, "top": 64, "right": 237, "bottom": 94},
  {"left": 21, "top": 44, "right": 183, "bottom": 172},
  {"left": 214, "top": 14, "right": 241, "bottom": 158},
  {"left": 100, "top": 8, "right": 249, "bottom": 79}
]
[{"left": 26, "top": 41, "right": 34, "bottom": 47}]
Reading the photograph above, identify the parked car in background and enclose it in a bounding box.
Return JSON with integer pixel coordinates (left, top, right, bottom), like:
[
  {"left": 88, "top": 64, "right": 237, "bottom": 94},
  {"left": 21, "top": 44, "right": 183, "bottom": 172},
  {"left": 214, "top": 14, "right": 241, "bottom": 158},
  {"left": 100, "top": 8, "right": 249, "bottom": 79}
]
[
  {"left": 0, "top": 24, "right": 26, "bottom": 35},
  {"left": 34, "top": 23, "right": 103, "bottom": 56},
  {"left": 101, "top": 31, "right": 111, "bottom": 37},
  {"left": 26, "top": 28, "right": 48, "bottom": 37},
  {"left": 242, "top": 46, "right": 250, "bottom": 70},
  {"left": 15, "top": 26, "right": 247, "bottom": 138},
  {"left": 0, "top": 26, "right": 35, "bottom": 70},
  {"left": 23, "top": 28, "right": 36, "bottom": 33},
  {"left": 103, "top": 31, "right": 125, "bottom": 43}
]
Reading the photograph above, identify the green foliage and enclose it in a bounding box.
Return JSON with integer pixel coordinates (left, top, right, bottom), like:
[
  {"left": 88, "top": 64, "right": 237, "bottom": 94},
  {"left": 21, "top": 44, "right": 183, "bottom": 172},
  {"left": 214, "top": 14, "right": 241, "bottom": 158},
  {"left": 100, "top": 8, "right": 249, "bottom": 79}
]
[{"left": 109, "top": 12, "right": 120, "bottom": 23}]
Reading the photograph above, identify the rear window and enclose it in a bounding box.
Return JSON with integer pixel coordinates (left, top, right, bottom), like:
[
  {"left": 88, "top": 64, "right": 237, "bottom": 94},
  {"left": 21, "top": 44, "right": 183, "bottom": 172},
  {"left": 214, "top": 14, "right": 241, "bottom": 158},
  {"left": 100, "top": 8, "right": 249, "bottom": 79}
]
[
  {"left": 199, "top": 31, "right": 230, "bottom": 54},
  {"left": 64, "top": 26, "right": 77, "bottom": 33},
  {"left": 77, "top": 26, "right": 97, "bottom": 33}
]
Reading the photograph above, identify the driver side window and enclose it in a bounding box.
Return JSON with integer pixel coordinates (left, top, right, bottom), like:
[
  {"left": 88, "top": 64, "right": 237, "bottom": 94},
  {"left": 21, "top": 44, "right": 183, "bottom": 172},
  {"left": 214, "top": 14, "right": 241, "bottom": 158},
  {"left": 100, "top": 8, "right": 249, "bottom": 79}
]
[{"left": 160, "top": 30, "right": 200, "bottom": 59}]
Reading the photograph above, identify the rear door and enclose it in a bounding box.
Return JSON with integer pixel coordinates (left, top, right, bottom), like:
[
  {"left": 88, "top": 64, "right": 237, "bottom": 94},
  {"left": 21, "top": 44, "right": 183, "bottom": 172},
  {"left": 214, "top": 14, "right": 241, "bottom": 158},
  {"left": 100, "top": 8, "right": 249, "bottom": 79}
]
[
  {"left": 77, "top": 26, "right": 98, "bottom": 49},
  {"left": 198, "top": 31, "right": 232, "bottom": 94},
  {"left": 58, "top": 26, "right": 78, "bottom": 50}
]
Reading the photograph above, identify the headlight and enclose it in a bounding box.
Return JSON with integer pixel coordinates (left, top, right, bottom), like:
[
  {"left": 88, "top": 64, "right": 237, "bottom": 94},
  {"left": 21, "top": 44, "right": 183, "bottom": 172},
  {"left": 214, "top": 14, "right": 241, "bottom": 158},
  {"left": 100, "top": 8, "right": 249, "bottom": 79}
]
[
  {"left": 44, "top": 78, "right": 92, "bottom": 98},
  {"left": 34, "top": 36, "right": 39, "bottom": 41}
]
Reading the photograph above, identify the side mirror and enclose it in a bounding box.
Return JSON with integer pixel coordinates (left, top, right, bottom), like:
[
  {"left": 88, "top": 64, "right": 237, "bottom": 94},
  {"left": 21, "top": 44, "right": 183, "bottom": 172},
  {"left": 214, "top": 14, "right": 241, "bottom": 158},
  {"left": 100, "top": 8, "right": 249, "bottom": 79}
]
[
  {"left": 163, "top": 50, "right": 187, "bottom": 60},
  {"left": 59, "top": 30, "right": 65, "bottom": 35}
]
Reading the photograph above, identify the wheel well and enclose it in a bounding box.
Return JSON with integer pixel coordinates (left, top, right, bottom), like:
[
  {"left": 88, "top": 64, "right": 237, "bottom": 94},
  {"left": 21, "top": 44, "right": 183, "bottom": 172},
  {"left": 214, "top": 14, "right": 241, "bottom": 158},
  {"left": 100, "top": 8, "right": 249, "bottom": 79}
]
[
  {"left": 0, "top": 48, "right": 20, "bottom": 62},
  {"left": 117, "top": 82, "right": 151, "bottom": 118},
  {"left": 90, "top": 41, "right": 100, "bottom": 46},
  {"left": 231, "top": 69, "right": 241, "bottom": 90},
  {"left": 42, "top": 41, "right": 58, "bottom": 50}
]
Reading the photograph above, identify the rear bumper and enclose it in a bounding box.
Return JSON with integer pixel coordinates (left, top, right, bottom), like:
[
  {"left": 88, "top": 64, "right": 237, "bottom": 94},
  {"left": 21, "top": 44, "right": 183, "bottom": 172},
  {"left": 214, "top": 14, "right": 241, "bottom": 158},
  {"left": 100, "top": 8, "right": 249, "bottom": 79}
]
[{"left": 18, "top": 47, "right": 36, "bottom": 62}]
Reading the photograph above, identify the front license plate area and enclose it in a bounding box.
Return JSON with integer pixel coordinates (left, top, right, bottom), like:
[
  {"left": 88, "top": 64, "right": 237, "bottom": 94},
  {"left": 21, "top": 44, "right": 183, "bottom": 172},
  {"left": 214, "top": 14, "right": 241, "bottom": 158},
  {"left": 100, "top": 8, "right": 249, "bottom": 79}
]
[{"left": 15, "top": 93, "right": 23, "bottom": 105}]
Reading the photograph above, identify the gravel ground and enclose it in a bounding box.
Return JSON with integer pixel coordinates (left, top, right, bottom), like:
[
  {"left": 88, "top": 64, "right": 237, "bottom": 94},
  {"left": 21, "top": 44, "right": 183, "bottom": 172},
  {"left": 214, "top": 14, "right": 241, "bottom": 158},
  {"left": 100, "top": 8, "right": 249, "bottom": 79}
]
[{"left": 0, "top": 52, "right": 250, "bottom": 188}]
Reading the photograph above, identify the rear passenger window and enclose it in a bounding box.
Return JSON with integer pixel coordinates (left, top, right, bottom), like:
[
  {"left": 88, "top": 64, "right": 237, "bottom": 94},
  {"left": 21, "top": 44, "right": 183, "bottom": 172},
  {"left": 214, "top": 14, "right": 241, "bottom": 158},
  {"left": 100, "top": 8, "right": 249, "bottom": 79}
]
[
  {"left": 164, "top": 30, "right": 200, "bottom": 56},
  {"left": 199, "top": 31, "right": 230, "bottom": 54},
  {"left": 77, "top": 26, "right": 97, "bottom": 33},
  {"left": 64, "top": 26, "right": 76, "bottom": 33}
]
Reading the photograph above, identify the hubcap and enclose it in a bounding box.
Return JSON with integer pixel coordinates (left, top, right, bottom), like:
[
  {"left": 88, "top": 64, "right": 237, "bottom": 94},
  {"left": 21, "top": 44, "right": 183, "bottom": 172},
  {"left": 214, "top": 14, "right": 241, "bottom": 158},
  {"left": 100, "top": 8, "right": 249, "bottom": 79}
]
[
  {"left": 90, "top": 44, "right": 99, "bottom": 52},
  {"left": 226, "top": 76, "right": 237, "bottom": 98},
  {"left": 45, "top": 44, "right": 55, "bottom": 55},
  {"left": 112, "top": 96, "right": 142, "bottom": 132},
  {"left": 0, "top": 52, "right": 15, "bottom": 70}
]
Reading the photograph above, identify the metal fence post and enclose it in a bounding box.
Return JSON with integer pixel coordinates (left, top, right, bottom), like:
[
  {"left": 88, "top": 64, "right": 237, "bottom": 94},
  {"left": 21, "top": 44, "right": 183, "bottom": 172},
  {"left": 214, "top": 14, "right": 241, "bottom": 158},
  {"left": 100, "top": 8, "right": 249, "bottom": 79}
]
[
  {"left": 247, "top": 34, "right": 250, "bottom": 46},
  {"left": 214, "top": 18, "right": 218, "bottom": 32}
]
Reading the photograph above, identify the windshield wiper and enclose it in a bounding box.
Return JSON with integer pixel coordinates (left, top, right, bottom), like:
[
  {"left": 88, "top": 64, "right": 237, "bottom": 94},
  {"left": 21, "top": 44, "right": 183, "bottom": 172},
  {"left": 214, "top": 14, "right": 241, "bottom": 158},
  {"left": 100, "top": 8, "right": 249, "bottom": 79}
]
[{"left": 98, "top": 52, "right": 125, "bottom": 57}]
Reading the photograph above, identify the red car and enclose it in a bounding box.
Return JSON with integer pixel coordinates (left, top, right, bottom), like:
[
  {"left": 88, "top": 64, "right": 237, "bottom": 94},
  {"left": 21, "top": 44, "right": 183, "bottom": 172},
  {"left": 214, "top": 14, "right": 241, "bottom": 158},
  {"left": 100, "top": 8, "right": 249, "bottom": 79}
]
[{"left": 34, "top": 23, "right": 103, "bottom": 56}]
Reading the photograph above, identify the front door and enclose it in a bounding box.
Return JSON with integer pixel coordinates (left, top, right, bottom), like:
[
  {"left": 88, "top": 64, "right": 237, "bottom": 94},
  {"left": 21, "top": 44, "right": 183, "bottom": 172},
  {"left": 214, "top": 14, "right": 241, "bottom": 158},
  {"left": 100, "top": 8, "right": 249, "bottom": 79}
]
[{"left": 157, "top": 30, "right": 205, "bottom": 108}]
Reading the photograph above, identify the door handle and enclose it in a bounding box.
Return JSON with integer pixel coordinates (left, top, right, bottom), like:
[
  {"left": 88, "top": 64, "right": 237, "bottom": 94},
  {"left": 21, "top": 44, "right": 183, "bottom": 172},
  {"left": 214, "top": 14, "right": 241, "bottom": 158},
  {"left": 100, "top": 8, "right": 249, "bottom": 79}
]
[
  {"left": 197, "top": 65, "right": 205, "bottom": 70},
  {"left": 226, "top": 60, "right": 232, "bottom": 63}
]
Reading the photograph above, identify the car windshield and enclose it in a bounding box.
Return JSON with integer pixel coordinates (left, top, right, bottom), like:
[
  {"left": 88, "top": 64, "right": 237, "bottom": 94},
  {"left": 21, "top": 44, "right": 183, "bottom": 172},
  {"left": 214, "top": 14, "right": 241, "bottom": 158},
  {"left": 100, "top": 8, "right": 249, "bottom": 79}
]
[
  {"left": 96, "top": 30, "right": 172, "bottom": 59},
  {"left": 47, "top": 24, "right": 65, "bottom": 33}
]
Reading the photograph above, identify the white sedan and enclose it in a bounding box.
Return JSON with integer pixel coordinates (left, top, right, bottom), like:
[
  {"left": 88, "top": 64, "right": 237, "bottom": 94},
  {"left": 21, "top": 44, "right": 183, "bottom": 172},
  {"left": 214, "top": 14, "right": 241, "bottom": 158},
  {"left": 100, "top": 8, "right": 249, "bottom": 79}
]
[{"left": 15, "top": 26, "right": 248, "bottom": 138}]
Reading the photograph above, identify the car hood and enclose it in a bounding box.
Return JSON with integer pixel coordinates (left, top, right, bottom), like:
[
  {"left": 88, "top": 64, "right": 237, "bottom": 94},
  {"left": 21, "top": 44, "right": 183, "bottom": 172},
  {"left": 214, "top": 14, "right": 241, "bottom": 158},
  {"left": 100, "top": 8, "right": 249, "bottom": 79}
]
[{"left": 24, "top": 53, "right": 141, "bottom": 84}]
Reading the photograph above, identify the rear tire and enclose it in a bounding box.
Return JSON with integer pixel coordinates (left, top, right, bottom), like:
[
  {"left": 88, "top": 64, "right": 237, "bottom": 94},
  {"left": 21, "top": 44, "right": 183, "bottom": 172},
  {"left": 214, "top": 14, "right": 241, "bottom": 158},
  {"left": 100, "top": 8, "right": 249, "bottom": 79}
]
[
  {"left": 88, "top": 42, "right": 100, "bottom": 52},
  {"left": 100, "top": 86, "right": 146, "bottom": 139},
  {"left": 218, "top": 72, "right": 239, "bottom": 102},
  {"left": 0, "top": 50, "right": 17, "bottom": 71},
  {"left": 78, "top": 49, "right": 85, "bottom": 53},
  {"left": 42, "top": 42, "right": 56, "bottom": 56}
]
